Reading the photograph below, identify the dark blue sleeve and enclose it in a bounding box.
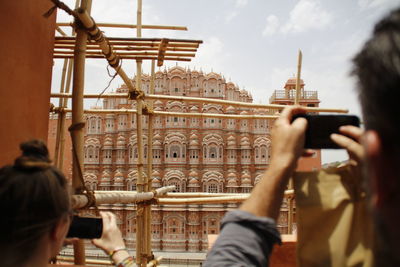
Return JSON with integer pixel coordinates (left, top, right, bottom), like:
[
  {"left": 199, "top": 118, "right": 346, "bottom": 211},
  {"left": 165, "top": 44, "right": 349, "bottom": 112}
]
[{"left": 203, "top": 210, "right": 281, "bottom": 267}]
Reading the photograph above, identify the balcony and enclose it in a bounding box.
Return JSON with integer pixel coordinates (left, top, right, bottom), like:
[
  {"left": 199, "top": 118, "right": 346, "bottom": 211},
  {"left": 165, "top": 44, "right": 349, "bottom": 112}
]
[{"left": 269, "top": 90, "right": 318, "bottom": 102}]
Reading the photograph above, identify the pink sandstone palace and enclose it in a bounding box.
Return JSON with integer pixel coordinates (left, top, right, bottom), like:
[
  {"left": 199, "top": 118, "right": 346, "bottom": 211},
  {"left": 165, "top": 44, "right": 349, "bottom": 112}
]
[{"left": 48, "top": 66, "right": 321, "bottom": 252}]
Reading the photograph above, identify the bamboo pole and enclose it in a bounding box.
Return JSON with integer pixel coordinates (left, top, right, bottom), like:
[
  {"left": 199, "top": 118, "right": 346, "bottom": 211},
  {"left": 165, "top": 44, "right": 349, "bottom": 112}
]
[
  {"left": 55, "top": 44, "right": 197, "bottom": 52},
  {"left": 145, "top": 60, "right": 155, "bottom": 256},
  {"left": 54, "top": 50, "right": 196, "bottom": 57},
  {"left": 58, "top": 59, "right": 74, "bottom": 170},
  {"left": 57, "top": 22, "right": 188, "bottom": 31},
  {"left": 54, "top": 54, "right": 193, "bottom": 62},
  {"left": 135, "top": 2, "right": 148, "bottom": 265},
  {"left": 295, "top": 50, "right": 303, "bottom": 105},
  {"left": 58, "top": 107, "right": 350, "bottom": 118},
  {"left": 74, "top": 8, "right": 142, "bottom": 99},
  {"left": 54, "top": 58, "right": 69, "bottom": 167},
  {"left": 55, "top": 36, "right": 203, "bottom": 44},
  {"left": 70, "top": 188, "right": 293, "bottom": 208},
  {"left": 50, "top": 92, "right": 349, "bottom": 113},
  {"left": 71, "top": 186, "right": 175, "bottom": 209},
  {"left": 71, "top": 0, "right": 91, "bottom": 264},
  {"left": 57, "top": 256, "right": 112, "bottom": 265},
  {"left": 60, "top": 107, "right": 280, "bottom": 118}
]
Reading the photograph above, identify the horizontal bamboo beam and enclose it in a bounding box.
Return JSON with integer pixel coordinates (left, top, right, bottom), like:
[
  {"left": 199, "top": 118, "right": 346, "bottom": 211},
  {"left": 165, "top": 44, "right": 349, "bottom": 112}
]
[
  {"left": 71, "top": 186, "right": 175, "bottom": 209},
  {"left": 57, "top": 22, "right": 188, "bottom": 31},
  {"left": 55, "top": 44, "right": 197, "bottom": 52},
  {"left": 157, "top": 190, "right": 294, "bottom": 205},
  {"left": 60, "top": 107, "right": 279, "bottom": 119},
  {"left": 164, "top": 192, "right": 250, "bottom": 198},
  {"left": 57, "top": 256, "right": 112, "bottom": 265},
  {"left": 54, "top": 54, "right": 192, "bottom": 61},
  {"left": 50, "top": 92, "right": 349, "bottom": 113},
  {"left": 154, "top": 110, "right": 279, "bottom": 119},
  {"left": 55, "top": 36, "right": 203, "bottom": 44},
  {"left": 54, "top": 50, "right": 196, "bottom": 57},
  {"left": 55, "top": 40, "right": 200, "bottom": 48}
]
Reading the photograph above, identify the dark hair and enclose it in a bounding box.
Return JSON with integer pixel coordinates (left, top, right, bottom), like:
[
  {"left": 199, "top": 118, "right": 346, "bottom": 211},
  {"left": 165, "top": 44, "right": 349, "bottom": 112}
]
[
  {"left": 352, "top": 7, "right": 400, "bottom": 154},
  {"left": 0, "top": 140, "right": 70, "bottom": 266}
]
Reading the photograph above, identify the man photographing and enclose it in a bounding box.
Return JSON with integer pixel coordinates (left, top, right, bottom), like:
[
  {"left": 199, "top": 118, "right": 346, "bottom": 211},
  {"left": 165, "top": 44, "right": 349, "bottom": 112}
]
[{"left": 204, "top": 6, "right": 400, "bottom": 267}]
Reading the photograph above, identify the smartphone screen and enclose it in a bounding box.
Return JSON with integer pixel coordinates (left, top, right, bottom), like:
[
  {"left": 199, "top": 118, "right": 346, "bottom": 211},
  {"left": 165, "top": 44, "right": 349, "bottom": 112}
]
[
  {"left": 66, "top": 216, "right": 103, "bottom": 239},
  {"left": 292, "top": 114, "right": 360, "bottom": 149}
]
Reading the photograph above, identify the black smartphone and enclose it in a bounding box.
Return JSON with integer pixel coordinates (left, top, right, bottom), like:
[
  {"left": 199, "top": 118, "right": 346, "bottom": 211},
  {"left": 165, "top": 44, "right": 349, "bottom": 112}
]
[
  {"left": 292, "top": 114, "right": 360, "bottom": 149},
  {"left": 66, "top": 216, "right": 103, "bottom": 239}
]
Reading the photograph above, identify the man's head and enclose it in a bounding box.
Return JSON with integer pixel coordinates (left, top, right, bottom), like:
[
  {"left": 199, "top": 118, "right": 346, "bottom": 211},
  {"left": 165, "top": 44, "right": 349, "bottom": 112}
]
[{"left": 352, "top": 7, "right": 400, "bottom": 264}]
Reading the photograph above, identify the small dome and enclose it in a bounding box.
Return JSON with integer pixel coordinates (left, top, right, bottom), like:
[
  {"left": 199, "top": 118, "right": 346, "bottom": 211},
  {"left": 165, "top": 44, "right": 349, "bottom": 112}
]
[
  {"left": 189, "top": 170, "right": 198, "bottom": 177},
  {"left": 226, "top": 106, "right": 235, "bottom": 113},
  {"left": 152, "top": 170, "right": 160, "bottom": 177},
  {"left": 154, "top": 133, "right": 162, "bottom": 140},
  {"left": 240, "top": 136, "right": 251, "bottom": 147},
  {"left": 153, "top": 140, "right": 162, "bottom": 147},
  {"left": 104, "top": 136, "right": 113, "bottom": 147},
  {"left": 242, "top": 172, "right": 251, "bottom": 179},
  {"left": 100, "top": 171, "right": 111, "bottom": 185},
  {"left": 152, "top": 177, "right": 161, "bottom": 188},
  {"left": 241, "top": 177, "right": 252, "bottom": 187},
  {"left": 188, "top": 178, "right": 200, "bottom": 187},
  {"left": 227, "top": 179, "right": 238, "bottom": 187},
  {"left": 154, "top": 100, "right": 163, "bottom": 106},
  {"left": 189, "top": 139, "right": 199, "bottom": 147},
  {"left": 190, "top": 133, "right": 198, "bottom": 140},
  {"left": 190, "top": 106, "right": 199, "bottom": 112},
  {"left": 227, "top": 172, "right": 237, "bottom": 179},
  {"left": 114, "top": 170, "right": 124, "bottom": 184},
  {"left": 117, "top": 135, "right": 126, "bottom": 147},
  {"left": 240, "top": 110, "right": 248, "bottom": 115},
  {"left": 285, "top": 77, "right": 305, "bottom": 85}
]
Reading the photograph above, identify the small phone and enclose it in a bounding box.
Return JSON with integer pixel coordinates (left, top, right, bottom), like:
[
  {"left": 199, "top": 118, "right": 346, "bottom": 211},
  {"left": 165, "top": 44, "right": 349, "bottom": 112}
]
[
  {"left": 292, "top": 114, "right": 360, "bottom": 149},
  {"left": 66, "top": 216, "right": 103, "bottom": 239}
]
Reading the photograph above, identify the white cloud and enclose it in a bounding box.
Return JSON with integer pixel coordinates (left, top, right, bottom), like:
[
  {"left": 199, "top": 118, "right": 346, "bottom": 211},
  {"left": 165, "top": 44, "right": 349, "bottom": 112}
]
[
  {"left": 358, "top": 0, "right": 398, "bottom": 10},
  {"left": 190, "top": 36, "right": 229, "bottom": 71},
  {"left": 225, "top": 11, "right": 238, "bottom": 23},
  {"left": 262, "top": 15, "right": 280, "bottom": 36},
  {"left": 235, "top": 0, "right": 248, "bottom": 8},
  {"left": 281, "top": 0, "right": 332, "bottom": 34}
]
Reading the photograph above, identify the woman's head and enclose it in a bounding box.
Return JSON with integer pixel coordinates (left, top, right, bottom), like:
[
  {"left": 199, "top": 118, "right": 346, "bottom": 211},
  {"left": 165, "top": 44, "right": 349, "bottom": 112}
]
[{"left": 0, "top": 140, "right": 71, "bottom": 266}]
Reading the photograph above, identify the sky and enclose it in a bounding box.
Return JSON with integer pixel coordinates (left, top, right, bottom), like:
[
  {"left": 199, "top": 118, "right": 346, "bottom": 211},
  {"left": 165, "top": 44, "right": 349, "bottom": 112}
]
[{"left": 51, "top": 0, "right": 400, "bottom": 163}]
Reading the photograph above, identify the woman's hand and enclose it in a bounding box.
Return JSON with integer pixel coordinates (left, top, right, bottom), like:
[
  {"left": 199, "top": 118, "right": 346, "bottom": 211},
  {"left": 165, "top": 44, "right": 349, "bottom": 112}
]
[{"left": 92, "top": 211, "right": 125, "bottom": 254}]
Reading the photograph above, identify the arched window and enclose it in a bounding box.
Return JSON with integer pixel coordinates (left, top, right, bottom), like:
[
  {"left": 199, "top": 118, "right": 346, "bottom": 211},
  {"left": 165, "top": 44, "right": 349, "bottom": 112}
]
[{"left": 207, "top": 182, "right": 219, "bottom": 193}]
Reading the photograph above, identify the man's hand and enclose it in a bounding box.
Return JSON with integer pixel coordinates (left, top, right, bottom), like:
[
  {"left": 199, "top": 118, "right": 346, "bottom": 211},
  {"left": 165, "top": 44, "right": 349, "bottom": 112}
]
[
  {"left": 330, "top": 125, "right": 365, "bottom": 166},
  {"left": 270, "top": 106, "right": 308, "bottom": 170}
]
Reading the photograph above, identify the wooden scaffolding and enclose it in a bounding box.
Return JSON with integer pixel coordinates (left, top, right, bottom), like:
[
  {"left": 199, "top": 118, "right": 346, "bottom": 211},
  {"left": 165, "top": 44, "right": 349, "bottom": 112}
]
[{"left": 49, "top": 0, "right": 348, "bottom": 266}]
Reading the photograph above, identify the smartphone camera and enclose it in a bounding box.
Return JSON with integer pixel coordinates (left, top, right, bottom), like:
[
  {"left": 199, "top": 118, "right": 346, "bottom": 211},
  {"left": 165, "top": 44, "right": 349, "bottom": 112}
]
[
  {"left": 66, "top": 216, "right": 103, "bottom": 239},
  {"left": 292, "top": 114, "right": 360, "bottom": 149}
]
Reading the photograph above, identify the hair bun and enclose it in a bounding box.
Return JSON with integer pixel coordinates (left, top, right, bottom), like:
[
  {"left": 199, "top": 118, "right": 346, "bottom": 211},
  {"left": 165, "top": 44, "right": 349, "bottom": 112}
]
[{"left": 18, "top": 140, "right": 51, "bottom": 163}]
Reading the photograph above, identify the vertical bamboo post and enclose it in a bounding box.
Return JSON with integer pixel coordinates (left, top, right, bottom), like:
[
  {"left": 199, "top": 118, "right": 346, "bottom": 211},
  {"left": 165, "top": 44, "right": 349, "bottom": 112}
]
[
  {"left": 54, "top": 0, "right": 80, "bottom": 168},
  {"left": 135, "top": 1, "right": 146, "bottom": 266},
  {"left": 57, "top": 0, "right": 80, "bottom": 170},
  {"left": 58, "top": 59, "right": 74, "bottom": 170},
  {"left": 135, "top": 60, "right": 146, "bottom": 267},
  {"left": 294, "top": 50, "right": 302, "bottom": 105},
  {"left": 54, "top": 58, "right": 69, "bottom": 166},
  {"left": 145, "top": 60, "right": 156, "bottom": 255},
  {"left": 71, "top": 0, "right": 91, "bottom": 264}
]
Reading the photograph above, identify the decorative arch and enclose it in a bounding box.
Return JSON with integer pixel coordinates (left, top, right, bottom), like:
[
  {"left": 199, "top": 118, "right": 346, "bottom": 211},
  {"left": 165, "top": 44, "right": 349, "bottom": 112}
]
[{"left": 164, "top": 170, "right": 186, "bottom": 192}]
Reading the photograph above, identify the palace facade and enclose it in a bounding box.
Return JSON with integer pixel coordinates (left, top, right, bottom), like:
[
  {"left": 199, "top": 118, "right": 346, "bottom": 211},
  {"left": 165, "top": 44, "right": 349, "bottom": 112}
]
[{"left": 48, "top": 66, "right": 321, "bottom": 252}]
